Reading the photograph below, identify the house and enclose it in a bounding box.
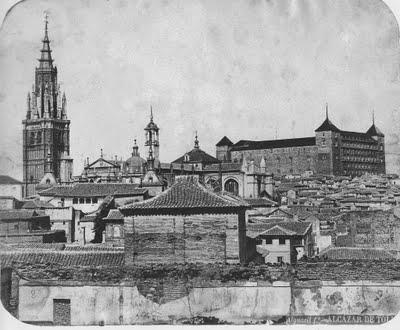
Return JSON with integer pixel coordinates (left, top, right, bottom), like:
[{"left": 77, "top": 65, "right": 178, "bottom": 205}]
[
  {"left": 247, "top": 221, "right": 313, "bottom": 264},
  {"left": 38, "top": 183, "right": 148, "bottom": 213},
  {"left": 20, "top": 200, "right": 82, "bottom": 243},
  {"left": 120, "top": 175, "right": 249, "bottom": 265},
  {"left": 0, "top": 209, "right": 65, "bottom": 243},
  {"left": 0, "top": 175, "right": 23, "bottom": 200}
]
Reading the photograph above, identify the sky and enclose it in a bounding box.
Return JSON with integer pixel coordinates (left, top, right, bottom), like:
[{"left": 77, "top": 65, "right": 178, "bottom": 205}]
[{"left": 1, "top": 0, "right": 400, "bottom": 179}]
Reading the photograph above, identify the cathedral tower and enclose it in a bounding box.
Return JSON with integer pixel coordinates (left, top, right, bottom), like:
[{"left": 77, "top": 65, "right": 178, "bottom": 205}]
[{"left": 22, "top": 15, "right": 73, "bottom": 197}]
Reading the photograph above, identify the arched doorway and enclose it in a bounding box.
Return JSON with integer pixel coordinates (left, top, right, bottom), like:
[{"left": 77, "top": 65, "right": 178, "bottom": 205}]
[{"left": 224, "top": 178, "right": 239, "bottom": 196}]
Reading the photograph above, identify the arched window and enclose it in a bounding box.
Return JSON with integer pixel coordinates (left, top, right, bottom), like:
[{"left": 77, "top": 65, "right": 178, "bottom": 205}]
[
  {"left": 224, "top": 179, "right": 239, "bottom": 196},
  {"left": 37, "top": 131, "right": 42, "bottom": 144},
  {"left": 30, "top": 132, "right": 35, "bottom": 144}
]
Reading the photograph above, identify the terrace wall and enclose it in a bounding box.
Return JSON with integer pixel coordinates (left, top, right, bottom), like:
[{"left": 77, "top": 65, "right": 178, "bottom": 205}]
[{"left": 124, "top": 212, "right": 245, "bottom": 266}]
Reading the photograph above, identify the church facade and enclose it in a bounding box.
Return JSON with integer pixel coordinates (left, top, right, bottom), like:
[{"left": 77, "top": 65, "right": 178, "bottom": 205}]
[
  {"left": 22, "top": 18, "right": 73, "bottom": 197},
  {"left": 216, "top": 108, "right": 385, "bottom": 178}
]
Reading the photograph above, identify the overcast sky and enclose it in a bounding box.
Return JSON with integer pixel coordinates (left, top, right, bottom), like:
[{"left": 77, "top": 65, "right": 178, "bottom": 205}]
[{"left": 1, "top": 0, "right": 400, "bottom": 179}]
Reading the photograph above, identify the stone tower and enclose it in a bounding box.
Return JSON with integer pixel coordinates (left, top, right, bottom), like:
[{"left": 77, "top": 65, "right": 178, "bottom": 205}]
[
  {"left": 315, "top": 104, "right": 341, "bottom": 176},
  {"left": 144, "top": 106, "right": 160, "bottom": 166},
  {"left": 22, "top": 15, "right": 73, "bottom": 197}
]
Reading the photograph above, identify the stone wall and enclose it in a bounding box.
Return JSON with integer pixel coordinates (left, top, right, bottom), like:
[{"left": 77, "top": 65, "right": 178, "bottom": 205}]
[
  {"left": 292, "top": 280, "right": 400, "bottom": 316},
  {"left": 125, "top": 213, "right": 245, "bottom": 266},
  {"left": 230, "top": 145, "right": 318, "bottom": 176},
  {"left": 336, "top": 210, "right": 400, "bottom": 252},
  {"left": 17, "top": 279, "right": 400, "bottom": 325}
]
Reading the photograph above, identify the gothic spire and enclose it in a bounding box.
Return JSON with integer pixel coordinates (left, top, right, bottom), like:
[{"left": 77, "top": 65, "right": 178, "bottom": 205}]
[{"left": 38, "top": 12, "right": 53, "bottom": 69}]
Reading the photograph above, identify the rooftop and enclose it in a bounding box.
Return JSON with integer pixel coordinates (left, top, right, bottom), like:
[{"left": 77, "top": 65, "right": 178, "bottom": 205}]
[
  {"left": 173, "top": 148, "right": 220, "bottom": 165},
  {"left": 216, "top": 136, "right": 234, "bottom": 147},
  {"left": 39, "top": 183, "right": 147, "bottom": 198},
  {"left": 0, "top": 209, "right": 43, "bottom": 220},
  {"left": 315, "top": 118, "right": 341, "bottom": 132},
  {"left": 248, "top": 221, "right": 312, "bottom": 238},
  {"left": 231, "top": 137, "right": 316, "bottom": 151},
  {"left": 320, "top": 247, "right": 396, "bottom": 260},
  {"left": 120, "top": 176, "right": 248, "bottom": 214},
  {"left": 22, "top": 199, "right": 55, "bottom": 209},
  {"left": 0, "top": 250, "right": 124, "bottom": 268},
  {"left": 0, "top": 175, "right": 22, "bottom": 185},
  {"left": 104, "top": 209, "right": 124, "bottom": 220}
]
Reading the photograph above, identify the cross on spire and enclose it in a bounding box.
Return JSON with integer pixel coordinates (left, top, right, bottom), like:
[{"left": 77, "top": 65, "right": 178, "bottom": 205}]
[
  {"left": 150, "top": 105, "right": 153, "bottom": 122},
  {"left": 372, "top": 109, "right": 375, "bottom": 125}
]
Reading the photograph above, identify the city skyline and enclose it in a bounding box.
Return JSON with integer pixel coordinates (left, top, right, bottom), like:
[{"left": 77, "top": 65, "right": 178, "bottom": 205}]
[{"left": 1, "top": 0, "right": 400, "bottom": 180}]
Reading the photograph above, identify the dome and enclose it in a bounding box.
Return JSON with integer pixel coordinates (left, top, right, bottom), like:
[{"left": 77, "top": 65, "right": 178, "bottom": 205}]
[
  {"left": 125, "top": 155, "right": 146, "bottom": 173},
  {"left": 145, "top": 121, "right": 159, "bottom": 131}
]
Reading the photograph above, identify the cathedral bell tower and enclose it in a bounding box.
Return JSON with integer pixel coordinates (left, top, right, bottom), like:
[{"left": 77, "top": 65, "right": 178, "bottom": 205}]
[
  {"left": 144, "top": 106, "right": 160, "bottom": 166},
  {"left": 22, "top": 14, "right": 73, "bottom": 197}
]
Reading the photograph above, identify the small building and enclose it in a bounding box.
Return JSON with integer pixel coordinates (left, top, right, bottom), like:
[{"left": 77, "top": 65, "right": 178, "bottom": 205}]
[
  {"left": 0, "top": 196, "right": 19, "bottom": 210},
  {"left": 38, "top": 183, "right": 148, "bottom": 213},
  {"left": 120, "top": 175, "right": 249, "bottom": 265},
  {"left": 0, "top": 175, "right": 23, "bottom": 200},
  {"left": 103, "top": 209, "right": 124, "bottom": 246},
  {"left": 0, "top": 209, "right": 65, "bottom": 243},
  {"left": 248, "top": 222, "right": 313, "bottom": 264},
  {"left": 21, "top": 201, "right": 80, "bottom": 243}
]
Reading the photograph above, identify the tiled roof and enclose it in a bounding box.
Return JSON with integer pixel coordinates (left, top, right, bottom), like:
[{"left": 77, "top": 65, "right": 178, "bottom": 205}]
[
  {"left": 0, "top": 250, "right": 124, "bottom": 267},
  {"left": 315, "top": 118, "right": 340, "bottom": 132},
  {"left": 22, "top": 200, "right": 55, "bottom": 209},
  {"left": 320, "top": 247, "right": 396, "bottom": 260},
  {"left": 80, "top": 214, "right": 97, "bottom": 222},
  {"left": 104, "top": 209, "right": 124, "bottom": 220},
  {"left": 39, "top": 183, "right": 147, "bottom": 198},
  {"left": 244, "top": 198, "right": 278, "bottom": 207},
  {"left": 0, "top": 175, "right": 22, "bottom": 185},
  {"left": 0, "top": 209, "right": 40, "bottom": 220},
  {"left": 231, "top": 137, "right": 316, "bottom": 151},
  {"left": 366, "top": 124, "right": 385, "bottom": 137},
  {"left": 216, "top": 136, "right": 234, "bottom": 147},
  {"left": 247, "top": 221, "right": 312, "bottom": 238},
  {"left": 172, "top": 148, "right": 220, "bottom": 165},
  {"left": 121, "top": 175, "right": 247, "bottom": 214}
]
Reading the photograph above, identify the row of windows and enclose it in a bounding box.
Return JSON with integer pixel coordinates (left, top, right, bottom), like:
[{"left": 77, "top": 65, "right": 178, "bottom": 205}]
[
  {"left": 72, "top": 197, "right": 98, "bottom": 204},
  {"left": 342, "top": 149, "right": 378, "bottom": 156},
  {"left": 341, "top": 143, "right": 382, "bottom": 151},
  {"left": 256, "top": 238, "right": 287, "bottom": 245},
  {"left": 343, "top": 163, "right": 381, "bottom": 170},
  {"left": 342, "top": 157, "right": 382, "bottom": 163}
]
